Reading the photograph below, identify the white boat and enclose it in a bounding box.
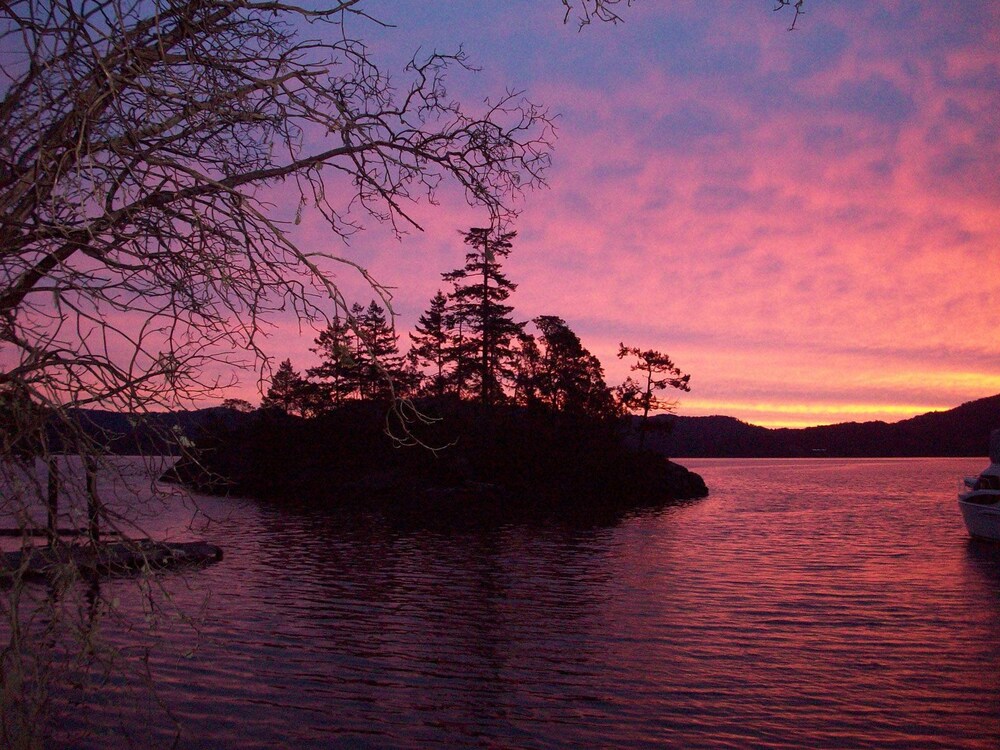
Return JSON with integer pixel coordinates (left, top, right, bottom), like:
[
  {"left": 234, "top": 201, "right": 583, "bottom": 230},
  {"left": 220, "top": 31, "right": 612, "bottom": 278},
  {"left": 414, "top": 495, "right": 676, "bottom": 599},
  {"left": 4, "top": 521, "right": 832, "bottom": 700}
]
[{"left": 958, "top": 429, "right": 1000, "bottom": 540}]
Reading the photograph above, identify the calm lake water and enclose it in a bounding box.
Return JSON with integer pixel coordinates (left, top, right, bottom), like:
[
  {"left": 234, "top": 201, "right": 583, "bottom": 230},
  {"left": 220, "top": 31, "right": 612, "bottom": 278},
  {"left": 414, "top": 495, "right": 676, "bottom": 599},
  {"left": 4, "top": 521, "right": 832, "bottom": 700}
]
[{"left": 7, "top": 457, "right": 1000, "bottom": 748}]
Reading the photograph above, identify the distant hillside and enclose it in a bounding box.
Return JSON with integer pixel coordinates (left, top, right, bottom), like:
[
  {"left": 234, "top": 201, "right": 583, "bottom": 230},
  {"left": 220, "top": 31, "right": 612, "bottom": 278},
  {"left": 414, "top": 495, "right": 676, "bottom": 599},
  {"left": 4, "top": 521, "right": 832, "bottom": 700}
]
[
  {"left": 641, "top": 394, "right": 1000, "bottom": 458},
  {"left": 47, "top": 393, "right": 1000, "bottom": 459},
  {"left": 55, "top": 407, "right": 252, "bottom": 454}
]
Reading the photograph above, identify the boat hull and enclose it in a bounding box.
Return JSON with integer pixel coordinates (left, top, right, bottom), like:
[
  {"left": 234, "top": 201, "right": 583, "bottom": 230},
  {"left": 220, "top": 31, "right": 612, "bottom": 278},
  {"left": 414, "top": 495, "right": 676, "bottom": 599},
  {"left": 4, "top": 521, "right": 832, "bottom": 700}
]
[{"left": 959, "top": 493, "right": 1000, "bottom": 540}]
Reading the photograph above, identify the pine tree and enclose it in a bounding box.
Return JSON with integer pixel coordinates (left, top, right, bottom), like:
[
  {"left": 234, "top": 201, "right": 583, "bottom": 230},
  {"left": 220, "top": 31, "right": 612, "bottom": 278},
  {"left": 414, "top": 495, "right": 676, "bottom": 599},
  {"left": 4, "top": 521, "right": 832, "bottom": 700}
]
[
  {"left": 307, "top": 318, "right": 358, "bottom": 406},
  {"left": 409, "top": 290, "right": 453, "bottom": 398},
  {"left": 617, "top": 344, "right": 691, "bottom": 449},
  {"left": 442, "top": 227, "right": 524, "bottom": 406},
  {"left": 512, "top": 331, "right": 543, "bottom": 408},
  {"left": 355, "top": 301, "right": 405, "bottom": 401},
  {"left": 262, "top": 359, "right": 317, "bottom": 416},
  {"left": 532, "top": 315, "right": 616, "bottom": 419},
  {"left": 446, "top": 313, "right": 476, "bottom": 401}
]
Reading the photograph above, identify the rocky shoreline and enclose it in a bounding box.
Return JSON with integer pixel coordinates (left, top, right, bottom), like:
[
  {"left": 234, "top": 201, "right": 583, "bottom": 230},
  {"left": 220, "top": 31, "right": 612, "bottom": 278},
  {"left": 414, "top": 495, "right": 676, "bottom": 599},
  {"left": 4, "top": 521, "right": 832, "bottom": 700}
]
[{"left": 164, "top": 403, "right": 708, "bottom": 521}]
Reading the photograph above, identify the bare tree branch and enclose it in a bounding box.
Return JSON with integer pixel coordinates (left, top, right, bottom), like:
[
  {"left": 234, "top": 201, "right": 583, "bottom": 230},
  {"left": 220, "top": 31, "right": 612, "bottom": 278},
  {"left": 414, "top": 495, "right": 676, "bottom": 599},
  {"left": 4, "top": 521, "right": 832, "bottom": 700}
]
[{"left": 0, "top": 0, "right": 555, "bottom": 414}]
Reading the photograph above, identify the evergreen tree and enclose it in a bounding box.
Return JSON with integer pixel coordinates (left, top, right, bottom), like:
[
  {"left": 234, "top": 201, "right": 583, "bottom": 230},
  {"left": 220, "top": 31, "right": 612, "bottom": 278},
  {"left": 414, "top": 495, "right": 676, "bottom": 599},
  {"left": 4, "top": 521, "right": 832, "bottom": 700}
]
[
  {"left": 356, "top": 301, "right": 405, "bottom": 401},
  {"left": 307, "top": 318, "right": 358, "bottom": 406},
  {"left": 262, "top": 359, "right": 317, "bottom": 416},
  {"left": 446, "top": 313, "right": 476, "bottom": 401},
  {"left": 512, "top": 331, "right": 543, "bottom": 408},
  {"left": 617, "top": 344, "right": 691, "bottom": 449},
  {"left": 442, "top": 227, "right": 524, "bottom": 405},
  {"left": 532, "top": 315, "right": 617, "bottom": 419},
  {"left": 395, "top": 355, "right": 426, "bottom": 399},
  {"left": 348, "top": 302, "right": 368, "bottom": 371},
  {"left": 409, "top": 290, "right": 453, "bottom": 398}
]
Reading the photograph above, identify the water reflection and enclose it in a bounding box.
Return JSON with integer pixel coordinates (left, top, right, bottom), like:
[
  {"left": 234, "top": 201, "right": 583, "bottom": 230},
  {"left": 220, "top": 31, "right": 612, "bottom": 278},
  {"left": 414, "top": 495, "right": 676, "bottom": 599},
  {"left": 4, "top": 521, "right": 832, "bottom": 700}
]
[
  {"left": 243, "top": 503, "right": 626, "bottom": 743},
  {"left": 6, "top": 458, "right": 1000, "bottom": 748}
]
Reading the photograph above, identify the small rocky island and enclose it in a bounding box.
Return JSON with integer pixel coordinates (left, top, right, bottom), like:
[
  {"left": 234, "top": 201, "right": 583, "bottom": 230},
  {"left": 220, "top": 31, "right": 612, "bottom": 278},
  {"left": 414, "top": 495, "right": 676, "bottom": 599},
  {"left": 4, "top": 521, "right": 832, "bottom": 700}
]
[
  {"left": 162, "top": 228, "right": 710, "bottom": 519},
  {"left": 162, "top": 228, "right": 708, "bottom": 519},
  {"left": 166, "top": 400, "right": 708, "bottom": 520}
]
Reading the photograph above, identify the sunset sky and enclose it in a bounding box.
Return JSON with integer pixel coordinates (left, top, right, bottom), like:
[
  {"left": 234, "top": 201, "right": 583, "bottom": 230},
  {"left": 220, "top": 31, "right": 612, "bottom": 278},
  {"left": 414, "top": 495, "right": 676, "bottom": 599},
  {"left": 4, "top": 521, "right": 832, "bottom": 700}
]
[{"left": 259, "top": 1, "right": 1000, "bottom": 428}]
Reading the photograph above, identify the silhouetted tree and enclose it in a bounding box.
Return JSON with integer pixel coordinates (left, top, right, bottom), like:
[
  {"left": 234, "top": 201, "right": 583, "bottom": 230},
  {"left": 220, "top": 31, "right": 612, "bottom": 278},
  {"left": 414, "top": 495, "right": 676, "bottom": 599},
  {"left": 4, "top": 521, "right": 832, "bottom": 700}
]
[
  {"left": 262, "top": 359, "right": 319, "bottom": 417},
  {"left": 394, "top": 356, "right": 426, "bottom": 400},
  {"left": 617, "top": 344, "right": 691, "bottom": 450},
  {"left": 0, "top": 1, "right": 556, "bottom": 425},
  {"left": 356, "top": 301, "right": 405, "bottom": 401},
  {"left": 533, "top": 316, "right": 617, "bottom": 419},
  {"left": 221, "top": 398, "right": 255, "bottom": 413},
  {"left": 443, "top": 228, "right": 524, "bottom": 406},
  {"left": 512, "top": 332, "right": 544, "bottom": 408},
  {"left": 445, "top": 313, "right": 477, "bottom": 401},
  {"left": 308, "top": 318, "right": 359, "bottom": 406},
  {"left": 409, "top": 291, "right": 453, "bottom": 398}
]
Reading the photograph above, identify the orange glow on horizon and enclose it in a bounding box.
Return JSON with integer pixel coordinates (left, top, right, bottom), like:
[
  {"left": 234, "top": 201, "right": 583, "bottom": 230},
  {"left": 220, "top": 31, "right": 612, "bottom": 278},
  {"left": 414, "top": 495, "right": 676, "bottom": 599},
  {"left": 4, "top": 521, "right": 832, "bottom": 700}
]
[
  {"left": 680, "top": 399, "right": 957, "bottom": 429},
  {"left": 208, "top": 4, "right": 1000, "bottom": 431}
]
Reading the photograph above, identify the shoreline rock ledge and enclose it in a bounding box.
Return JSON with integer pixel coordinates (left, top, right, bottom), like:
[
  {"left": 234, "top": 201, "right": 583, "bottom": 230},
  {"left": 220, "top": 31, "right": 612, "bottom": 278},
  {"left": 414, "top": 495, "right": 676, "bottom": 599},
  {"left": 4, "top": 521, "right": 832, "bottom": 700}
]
[{"left": 1, "top": 539, "right": 223, "bottom": 582}]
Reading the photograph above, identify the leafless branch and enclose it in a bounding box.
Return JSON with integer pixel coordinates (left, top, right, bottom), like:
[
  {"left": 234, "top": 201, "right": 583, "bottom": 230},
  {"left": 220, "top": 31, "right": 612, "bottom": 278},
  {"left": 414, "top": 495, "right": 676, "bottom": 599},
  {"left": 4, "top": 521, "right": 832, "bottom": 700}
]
[
  {"left": 0, "top": 0, "right": 555, "bottom": 417},
  {"left": 774, "top": 0, "right": 806, "bottom": 31}
]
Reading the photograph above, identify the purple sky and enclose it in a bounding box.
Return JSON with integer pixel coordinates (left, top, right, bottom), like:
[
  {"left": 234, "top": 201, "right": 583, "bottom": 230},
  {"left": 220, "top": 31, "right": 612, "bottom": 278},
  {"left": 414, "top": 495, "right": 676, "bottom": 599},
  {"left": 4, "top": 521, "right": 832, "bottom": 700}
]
[{"left": 244, "top": 2, "right": 1000, "bottom": 427}]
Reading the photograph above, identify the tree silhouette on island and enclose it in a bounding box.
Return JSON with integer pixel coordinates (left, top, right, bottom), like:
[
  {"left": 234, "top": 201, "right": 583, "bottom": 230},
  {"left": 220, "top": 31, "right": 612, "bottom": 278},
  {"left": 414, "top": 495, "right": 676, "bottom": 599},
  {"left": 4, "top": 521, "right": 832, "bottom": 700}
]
[
  {"left": 0, "top": 2, "right": 801, "bottom": 743},
  {"left": 617, "top": 346, "right": 692, "bottom": 450},
  {"left": 260, "top": 226, "right": 691, "bottom": 428},
  {"left": 207, "top": 226, "right": 706, "bottom": 510}
]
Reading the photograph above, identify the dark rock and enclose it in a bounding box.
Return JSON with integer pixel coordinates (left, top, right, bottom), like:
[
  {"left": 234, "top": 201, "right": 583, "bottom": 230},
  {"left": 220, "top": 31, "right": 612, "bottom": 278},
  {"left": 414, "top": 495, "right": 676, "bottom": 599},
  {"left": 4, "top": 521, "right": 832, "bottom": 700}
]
[{"left": 1, "top": 539, "right": 223, "bottom": 583}]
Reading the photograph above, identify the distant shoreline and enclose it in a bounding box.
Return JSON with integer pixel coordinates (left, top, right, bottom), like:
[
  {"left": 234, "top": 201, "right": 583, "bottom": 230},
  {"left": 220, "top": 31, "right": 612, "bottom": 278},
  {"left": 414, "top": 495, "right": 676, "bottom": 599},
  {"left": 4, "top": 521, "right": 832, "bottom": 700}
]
[
  {"left": 44, "top": 391, "right": 1000, "bottom": 461},
  {"left": 642, "top": 393, "right": 1000, "bottom": 459},
  {"left": 678, "top": 456, "right": 985, "bottom": 461}
]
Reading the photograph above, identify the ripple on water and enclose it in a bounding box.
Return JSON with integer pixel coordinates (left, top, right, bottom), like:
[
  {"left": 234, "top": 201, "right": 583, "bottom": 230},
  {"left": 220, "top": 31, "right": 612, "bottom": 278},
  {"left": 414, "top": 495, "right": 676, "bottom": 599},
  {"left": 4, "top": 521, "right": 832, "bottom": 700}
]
[{"left": 5, "top": 457, "right": 1000, "bottom": 748}]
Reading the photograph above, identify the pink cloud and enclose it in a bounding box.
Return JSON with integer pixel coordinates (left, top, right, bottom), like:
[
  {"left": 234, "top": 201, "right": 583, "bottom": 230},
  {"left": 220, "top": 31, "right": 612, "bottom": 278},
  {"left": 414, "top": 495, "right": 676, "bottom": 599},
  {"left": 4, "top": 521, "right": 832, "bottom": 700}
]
[{"left": 218, "top": 4, "right": 1000, "bottom": 426}]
